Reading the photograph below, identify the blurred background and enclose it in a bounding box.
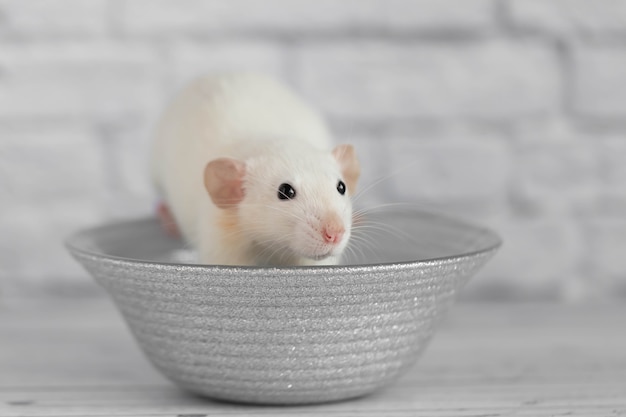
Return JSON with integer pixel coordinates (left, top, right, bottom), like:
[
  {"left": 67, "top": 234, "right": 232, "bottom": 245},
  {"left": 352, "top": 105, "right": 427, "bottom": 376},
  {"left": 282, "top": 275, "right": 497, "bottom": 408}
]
[{"left": 0, "top": 0, "right": 624, "bottom": 302}]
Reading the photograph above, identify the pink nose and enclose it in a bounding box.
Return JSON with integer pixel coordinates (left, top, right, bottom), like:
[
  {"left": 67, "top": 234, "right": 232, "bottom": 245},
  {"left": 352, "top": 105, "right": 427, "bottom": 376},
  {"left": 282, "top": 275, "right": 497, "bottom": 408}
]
[{"left": 323, "top": 226, "right": 345, "bottom": 244}]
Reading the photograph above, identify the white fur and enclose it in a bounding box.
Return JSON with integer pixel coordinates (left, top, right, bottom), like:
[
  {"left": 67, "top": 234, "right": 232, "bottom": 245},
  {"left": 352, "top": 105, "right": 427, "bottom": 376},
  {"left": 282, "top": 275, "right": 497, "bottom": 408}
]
[{"left": 151, "top": 73, "right": 353, "bottom": 266}]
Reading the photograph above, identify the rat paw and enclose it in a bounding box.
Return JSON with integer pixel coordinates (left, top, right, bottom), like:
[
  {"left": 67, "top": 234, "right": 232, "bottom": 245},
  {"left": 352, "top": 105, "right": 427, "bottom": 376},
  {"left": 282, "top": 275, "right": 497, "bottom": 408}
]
[{"left": 156, "top": 201, "right": 181, "bottom": 238}]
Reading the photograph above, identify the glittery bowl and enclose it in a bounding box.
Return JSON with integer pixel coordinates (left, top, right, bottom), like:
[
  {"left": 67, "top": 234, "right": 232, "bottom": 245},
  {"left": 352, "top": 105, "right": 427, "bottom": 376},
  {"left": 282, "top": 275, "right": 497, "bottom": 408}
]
[{"left": 66, "top": 208, "right": 500, "bottom": 405}]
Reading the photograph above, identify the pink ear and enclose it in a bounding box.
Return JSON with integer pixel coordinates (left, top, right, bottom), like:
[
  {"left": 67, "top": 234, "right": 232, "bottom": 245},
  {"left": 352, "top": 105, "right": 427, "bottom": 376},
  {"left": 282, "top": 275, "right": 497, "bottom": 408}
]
[
  {"left": 204, "top": 158, "right": 246, "bottom": 209},
  {"left": 332, "top": 144, "right": 360, "bottom": 195}
]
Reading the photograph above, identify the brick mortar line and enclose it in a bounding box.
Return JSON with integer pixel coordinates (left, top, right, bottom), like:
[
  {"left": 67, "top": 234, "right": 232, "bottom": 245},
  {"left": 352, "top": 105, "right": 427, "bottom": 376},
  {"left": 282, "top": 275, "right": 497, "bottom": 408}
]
[
  {"left": 0, "top": 33, "right": 583, "bottom": 49},
  {"left": 6, "top": 116, "right": 626, "bottom": 137},
  {"left": 104, "top": 30, "right": 500, "bottom": 44},
  {"left": 493, "top": 0, "right": 510, "bottom": 35},
  {"left": 554, "top": 37, "right": 575, "bottom": 120},
  {"left": 106, "top": 0, "right": 123, "bottom": 39}
]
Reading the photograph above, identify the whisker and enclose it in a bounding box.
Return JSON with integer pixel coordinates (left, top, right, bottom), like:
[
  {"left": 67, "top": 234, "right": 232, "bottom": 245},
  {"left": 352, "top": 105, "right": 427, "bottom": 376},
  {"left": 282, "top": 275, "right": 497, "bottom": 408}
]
[
  {"left": 352, "top": 201, "right": 438, "bottom": 217},
  {"left": 351, "top": 160, "right": 420, "bottom": 205},
  {"left": 345, "top": 234, "right": 382, "bottom": 261}
]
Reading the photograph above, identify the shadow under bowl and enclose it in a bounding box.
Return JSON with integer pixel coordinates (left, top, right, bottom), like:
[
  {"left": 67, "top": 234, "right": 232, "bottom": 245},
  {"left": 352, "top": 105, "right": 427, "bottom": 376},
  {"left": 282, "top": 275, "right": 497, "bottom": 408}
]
[{"left": 66, "top": 208, "right": 500, "bottom": 405}]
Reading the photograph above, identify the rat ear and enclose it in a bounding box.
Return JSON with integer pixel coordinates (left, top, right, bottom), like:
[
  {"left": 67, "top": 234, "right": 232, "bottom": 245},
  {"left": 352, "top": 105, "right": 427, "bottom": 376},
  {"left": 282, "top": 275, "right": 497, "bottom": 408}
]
[
  {"left": 204, "top": 158, "right": 247, "bottom": 209},
  {"left": 332, "top": 144, "right": 360, "bottom": 195}
]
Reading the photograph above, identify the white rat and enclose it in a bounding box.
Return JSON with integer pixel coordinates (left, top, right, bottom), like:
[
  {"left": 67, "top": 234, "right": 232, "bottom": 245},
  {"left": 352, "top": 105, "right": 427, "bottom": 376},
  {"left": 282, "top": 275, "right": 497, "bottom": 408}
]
[{"left": 151, "top": 73, "right": 360, "bottom": 266}]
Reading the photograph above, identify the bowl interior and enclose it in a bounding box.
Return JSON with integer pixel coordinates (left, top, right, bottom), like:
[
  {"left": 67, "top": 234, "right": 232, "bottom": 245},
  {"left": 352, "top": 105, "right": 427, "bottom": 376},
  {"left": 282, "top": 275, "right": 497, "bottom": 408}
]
[
  {"left": 67, "top": 209, "right": 500, "bottom": 265},
  {"left": 67, "top": 208, "right": 500, "bottom": 266}
]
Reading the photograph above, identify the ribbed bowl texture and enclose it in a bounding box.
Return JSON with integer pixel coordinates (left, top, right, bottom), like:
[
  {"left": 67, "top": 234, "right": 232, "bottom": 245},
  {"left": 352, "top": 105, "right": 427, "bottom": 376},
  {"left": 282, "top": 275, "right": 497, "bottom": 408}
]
[{"left": 66, "top": 208, "right": 500, "bottom": 405}]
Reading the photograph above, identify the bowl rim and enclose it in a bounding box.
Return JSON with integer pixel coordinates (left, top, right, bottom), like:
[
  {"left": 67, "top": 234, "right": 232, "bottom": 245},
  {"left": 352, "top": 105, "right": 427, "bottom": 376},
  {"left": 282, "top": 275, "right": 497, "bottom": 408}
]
[{"left": 65, "top": 209, "right": 502, "bottom": 273}]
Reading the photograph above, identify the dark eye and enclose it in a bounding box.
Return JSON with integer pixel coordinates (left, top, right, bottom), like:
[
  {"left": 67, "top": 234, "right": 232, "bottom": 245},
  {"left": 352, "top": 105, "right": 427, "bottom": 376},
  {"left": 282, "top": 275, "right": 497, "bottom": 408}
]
[
  {"left": 337, "top": 180, "right": 346, "bottom": 195},
  {"left": 278, "top": 183, "right": 296, "bottom": 200}
]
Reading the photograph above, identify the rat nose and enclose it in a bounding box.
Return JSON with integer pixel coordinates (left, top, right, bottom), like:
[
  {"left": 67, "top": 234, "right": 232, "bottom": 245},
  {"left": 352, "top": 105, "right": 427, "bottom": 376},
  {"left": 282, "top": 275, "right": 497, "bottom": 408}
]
[{"left": 323, "top": 225, "right": 345, "bottom": 244}]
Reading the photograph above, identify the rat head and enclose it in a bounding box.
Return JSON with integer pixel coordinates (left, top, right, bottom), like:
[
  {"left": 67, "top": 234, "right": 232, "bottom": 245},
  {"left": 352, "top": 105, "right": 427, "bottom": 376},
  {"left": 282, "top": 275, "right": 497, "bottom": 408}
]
[{"left": 203, "top": 143, "right": 360, "bottom": 264}]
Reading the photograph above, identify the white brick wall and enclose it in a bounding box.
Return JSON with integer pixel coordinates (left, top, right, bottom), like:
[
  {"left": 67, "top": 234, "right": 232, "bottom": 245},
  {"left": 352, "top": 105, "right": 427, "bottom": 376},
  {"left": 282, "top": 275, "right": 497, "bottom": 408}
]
[
  {"left": 0, "top": 124, "right": 107, "bottom": 205},
  {"left": 384, "top": 130, "right": 511, "bottom": 207},
  {"left": 507, "top": 0, "right": 626, "bottom": 36},
  {"left": 510, "top": 123, "right": 600, "bottom": 214},
  {"left": 0, "top": 0, "right": 108, "bottom": 37},
  {"left": 0, "top": 42, "right": 164, "bottom": 121},
  {"left": 0, "top": 125, "right": 107, "bottom": 295},
  {"left": 587, "top": 220, "right": 626, "bottom": 297},
  {"left": 573, "top": 45, "right": 626, "bottom": 118},
  {"left": 167, "top": 41, "right": 286, "bottom": 92},
  {"left": 118, "top": 0, "right": 496, "bottom": 35},
  {"left": 295, "top": 41, "right": 560, "bottom": 120},
  {"left": 0, "top": 0, "right": 625, "bottom": 301}
]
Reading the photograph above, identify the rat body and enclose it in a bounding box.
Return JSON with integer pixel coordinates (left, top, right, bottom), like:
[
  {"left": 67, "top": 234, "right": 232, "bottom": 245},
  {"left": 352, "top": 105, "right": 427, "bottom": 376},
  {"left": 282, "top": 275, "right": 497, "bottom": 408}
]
[{"left": 151, "top": 74, "right": 360, "bottom": 266}]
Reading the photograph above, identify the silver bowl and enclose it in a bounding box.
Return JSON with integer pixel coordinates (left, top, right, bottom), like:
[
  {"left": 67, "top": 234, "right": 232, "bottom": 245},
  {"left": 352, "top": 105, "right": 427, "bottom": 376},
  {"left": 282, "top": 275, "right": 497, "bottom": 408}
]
[{"left": 66, "top": 208, "right": 500, "bottom": 405}]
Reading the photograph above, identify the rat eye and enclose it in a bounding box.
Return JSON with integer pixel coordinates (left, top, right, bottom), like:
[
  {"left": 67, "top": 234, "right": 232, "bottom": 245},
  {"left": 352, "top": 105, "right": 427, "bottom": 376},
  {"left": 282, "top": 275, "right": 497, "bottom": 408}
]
[
  {"left": 278, "top": 183, "right": 296, "bottom": 200},
  {"left": 337, "top": 180, "right": 346, "bottom": 195}
]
